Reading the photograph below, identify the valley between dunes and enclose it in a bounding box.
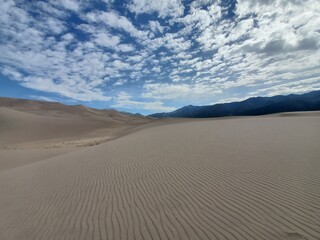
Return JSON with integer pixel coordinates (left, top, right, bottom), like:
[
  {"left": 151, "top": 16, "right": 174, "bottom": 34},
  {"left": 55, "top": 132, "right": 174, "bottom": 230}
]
[{"left": 0, "top": 100, "right": 320, "bottom": 240}]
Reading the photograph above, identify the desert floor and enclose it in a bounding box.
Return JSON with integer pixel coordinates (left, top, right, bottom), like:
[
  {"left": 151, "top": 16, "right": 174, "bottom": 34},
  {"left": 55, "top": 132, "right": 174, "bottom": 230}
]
[{"left": 0, "top": 112, "right": 320, "bottom": 240}]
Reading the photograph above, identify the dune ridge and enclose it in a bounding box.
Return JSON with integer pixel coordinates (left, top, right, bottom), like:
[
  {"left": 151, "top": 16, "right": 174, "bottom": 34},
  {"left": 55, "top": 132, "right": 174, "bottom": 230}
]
[
  {"left": 0, "top": 98, "right": 152, "bottom": 148},
  {"left": 0, "top": 114, "right": 319, "bottom": 240}
]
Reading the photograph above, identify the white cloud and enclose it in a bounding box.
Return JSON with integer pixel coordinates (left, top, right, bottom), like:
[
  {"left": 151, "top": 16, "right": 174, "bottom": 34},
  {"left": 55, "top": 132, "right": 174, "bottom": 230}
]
[
  {"left": 165, "top": 34, "right": 191, "bottom": 52},
  {"left": 93, "top": 32, "right": 121, "bottom": 48},
  {"left": 151, "top": 66, "right": 161, "bottom": 73},
  {"left": 86, "top": 11, "right": 148, "bottom": 40},
  {"left": 142, "top": 83, "right": 222, "bottom": 103},
  {"left": 128, "top": 0, "right": 184, "bottom": 18},
  {"left": 1, "top": 66, "right": 23, "bottom": 80},
  {"left": 44, "top": 17, "right": 66, "bottom": 34},
  {"left": 0, "top": 2, "right": 113, "bottom": 102},
  {"left": 112, "top": 79, "right": 127, "bottom": 87},
  {"left": 36, "top": 1, "right": 67, "bottom": 18},
  {"left": 248, "top": 76, "right": 320, "bottom": 97},
  {"left": 178, "top": 0, "right": 320, "bottom": 99},
  {"left": 235, "top": 0, "right": 320, "bottom": 55},
  {"left": 53, "top": 0, "right": 80, "bottom": 11},
  {"left": 142, "top": 83, "right": 190, "bottom": 99},
  {"left": 22, "top": 76, "right": 111, "bottom": 101},
  {"left": 0, "top": 0, "right": 319, "bottom": 111},
  {"left": 113, "top": 92, "right": 176, "bottom": 112},
  {"left": 127, "top": 54, "right": 143, "bottom": 62},
  {"left": 61, "top": 33, "right": 74, "bottom": 42},
  {"left": 117, "top": 44, "right": 135, "bottom": 52},
  {"left": 112, "top": 60, "right": 131, "bottom": 70},
  {"left": 148, "top": 20, "right": 164, "bottom": 34},
  {"left": 180, "top": 2, "right": 221, "bottom": 29}
]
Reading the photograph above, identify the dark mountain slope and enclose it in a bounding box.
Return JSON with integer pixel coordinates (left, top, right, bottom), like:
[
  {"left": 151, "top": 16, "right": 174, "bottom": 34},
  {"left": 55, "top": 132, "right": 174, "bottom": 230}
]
[{"left": 149, "top": 90, "right": 320, "bottom": 118}]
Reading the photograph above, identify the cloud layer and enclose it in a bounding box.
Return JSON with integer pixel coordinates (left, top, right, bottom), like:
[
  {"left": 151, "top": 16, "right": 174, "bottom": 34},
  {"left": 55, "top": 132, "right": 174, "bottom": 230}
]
[{"left": 1, "top": 0, "right": 319, "bottom": 113}]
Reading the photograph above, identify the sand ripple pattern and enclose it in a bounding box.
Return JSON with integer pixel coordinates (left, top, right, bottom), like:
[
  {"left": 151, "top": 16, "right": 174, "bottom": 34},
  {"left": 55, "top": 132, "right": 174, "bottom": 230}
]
[{"left": 0, "top": 116, "right": 320, "bottom": 240}]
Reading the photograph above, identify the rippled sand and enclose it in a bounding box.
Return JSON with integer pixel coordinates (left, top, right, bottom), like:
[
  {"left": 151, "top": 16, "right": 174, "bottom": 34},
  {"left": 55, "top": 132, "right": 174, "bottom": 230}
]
[{"left": 0, "top": 113, "right": 320, "bottom": 240}]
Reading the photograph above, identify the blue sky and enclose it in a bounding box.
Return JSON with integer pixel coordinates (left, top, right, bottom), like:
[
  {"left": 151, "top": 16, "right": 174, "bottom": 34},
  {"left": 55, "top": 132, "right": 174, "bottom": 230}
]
[{"left": 1, "top": 0, "right": 320, "bottom": 114}]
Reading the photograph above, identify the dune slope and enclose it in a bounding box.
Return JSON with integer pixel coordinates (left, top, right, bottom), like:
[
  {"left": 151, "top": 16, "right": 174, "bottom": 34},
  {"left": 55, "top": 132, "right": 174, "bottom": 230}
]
[
  {"left": 0, "top": 114, "right": 320, "bottom": 240},
  {"left": 0, "top": 100, "right": 151, "bottom": 148}
]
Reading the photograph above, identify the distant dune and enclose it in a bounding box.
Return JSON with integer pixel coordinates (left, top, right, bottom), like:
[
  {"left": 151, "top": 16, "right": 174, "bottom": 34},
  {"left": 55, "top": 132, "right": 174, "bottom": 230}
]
[
  {"left": 0, "top": 97, "right": 152, "bottom": 148},
  {"left": 0, "top": 108, "right": 319, "bottom": 239}
]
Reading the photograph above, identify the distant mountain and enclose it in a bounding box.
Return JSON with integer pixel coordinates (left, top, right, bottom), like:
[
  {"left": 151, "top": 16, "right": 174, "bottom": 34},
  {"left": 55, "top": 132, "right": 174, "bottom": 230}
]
[{"left": 149, "top": 90, "right": 320, "bottom": 118}]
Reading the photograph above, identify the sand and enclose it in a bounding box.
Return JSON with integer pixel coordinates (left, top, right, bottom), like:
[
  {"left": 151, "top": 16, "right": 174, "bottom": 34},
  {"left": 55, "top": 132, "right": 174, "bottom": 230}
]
[
  {"left": 0, "top": 111, "right": 320, "bottom": 240},
  {"left": 0, "top": 102, "right": 152, "bottom": 148}
]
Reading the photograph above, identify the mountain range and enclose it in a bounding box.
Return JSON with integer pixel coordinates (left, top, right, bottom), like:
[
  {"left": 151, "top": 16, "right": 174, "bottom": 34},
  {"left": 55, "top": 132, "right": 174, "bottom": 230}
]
[{"left": 149, "top": 90, "right": 320, "bottom": 118}]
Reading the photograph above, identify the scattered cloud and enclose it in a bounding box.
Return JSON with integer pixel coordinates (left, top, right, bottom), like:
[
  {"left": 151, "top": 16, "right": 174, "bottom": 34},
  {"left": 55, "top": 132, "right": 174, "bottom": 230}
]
[
  {"left": 0, "top": 0, "right": 319, "bottom": 113},
  {"left": 148, "top": 20, "right": 165, "bottom": 34},
  {"left": 85, "top": 10, "right": 148, "bottom": 40},
  {"left": 53, "top": 0, "right": 80, "bottom": 12},
  {"left": 112, "top": 92, "right": 176, "bottom": 112},
  {"left": 128, "top": 0, "right": 184, "bottom": 18},
  {"left": 93, "top": 32, "right": 121, "bottom": 48},
  {"left": 1, "top": 66, "right": 23, "bottom": 80}
]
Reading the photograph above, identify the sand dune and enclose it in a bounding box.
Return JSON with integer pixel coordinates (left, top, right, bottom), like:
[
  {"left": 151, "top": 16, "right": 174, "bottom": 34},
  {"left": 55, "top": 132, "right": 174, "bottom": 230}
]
[
  {"left": 0, "top": 98, "right": 152, "bottom": 148},
  {"left": 0, "top": 114, "right": 319, "bottom": 240},
  {"left": 0, "top": 147, "right": 77, "bottom": 172}
]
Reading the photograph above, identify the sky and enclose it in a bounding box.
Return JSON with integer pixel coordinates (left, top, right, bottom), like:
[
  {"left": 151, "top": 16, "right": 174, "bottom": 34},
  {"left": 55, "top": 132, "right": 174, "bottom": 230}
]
[{"left": 0, "top": 0, "right": 320, "bottom": 114}]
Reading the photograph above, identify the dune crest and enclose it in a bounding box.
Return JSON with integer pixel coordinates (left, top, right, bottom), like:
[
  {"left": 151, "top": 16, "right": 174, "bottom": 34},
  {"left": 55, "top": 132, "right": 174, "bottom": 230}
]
[{"left": 0, "top": 97, "right": 152, "bottom": 149}]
